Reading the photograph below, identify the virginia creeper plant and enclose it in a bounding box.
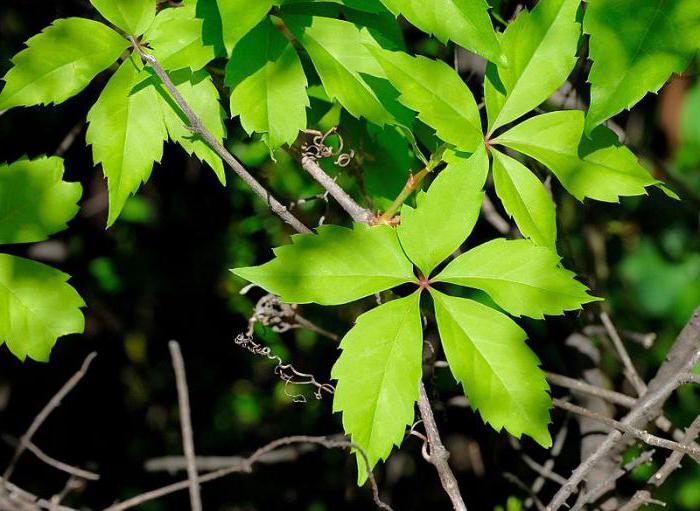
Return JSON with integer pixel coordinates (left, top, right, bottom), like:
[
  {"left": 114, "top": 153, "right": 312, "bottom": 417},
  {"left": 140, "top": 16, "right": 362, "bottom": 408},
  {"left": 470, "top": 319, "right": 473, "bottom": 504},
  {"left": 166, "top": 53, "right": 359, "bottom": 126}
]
[{"left": 1, "top": 0, "right": 695, "bottom": 488}]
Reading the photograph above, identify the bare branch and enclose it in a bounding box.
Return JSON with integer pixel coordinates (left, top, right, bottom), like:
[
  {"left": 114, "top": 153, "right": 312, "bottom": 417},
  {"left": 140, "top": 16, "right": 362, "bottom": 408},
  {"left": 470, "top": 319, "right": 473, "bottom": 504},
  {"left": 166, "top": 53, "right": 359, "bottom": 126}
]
[
  {"left": 600, "top": 312, "right": 646, "bottom": 396},
  {"left": 104, "top": 436, "right": 392, "bottom": 511},
  {"left": 2, "top": 353, "right": 97, "bottom": 484},
  {"left": 131, "top": 39, "right": 312, "bottom": 235},
  {"left": 168, "top": 342, "right": 202, "bottom": 511},
  {"left": 553, "top": 399, "right": 700, "bottom": 458},
  {"left": 2, "top": 436, "right": 98, "bottom": 482},
  {"left": 548, "top": 307, "right": 700, "bottom": 510},
  {"left": 417, "top": 383, "right": 468, "bottom": 511}
]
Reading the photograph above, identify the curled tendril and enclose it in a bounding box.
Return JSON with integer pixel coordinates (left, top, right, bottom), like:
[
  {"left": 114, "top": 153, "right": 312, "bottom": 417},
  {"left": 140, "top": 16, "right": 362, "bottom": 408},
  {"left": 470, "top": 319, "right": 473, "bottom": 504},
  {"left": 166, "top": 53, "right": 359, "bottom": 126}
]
[
  {"left": 301, "top": 127, "right": 355, "bottom": 168},
  {"left": 234, "top": 334, "right": 335, "bottom": 403}
]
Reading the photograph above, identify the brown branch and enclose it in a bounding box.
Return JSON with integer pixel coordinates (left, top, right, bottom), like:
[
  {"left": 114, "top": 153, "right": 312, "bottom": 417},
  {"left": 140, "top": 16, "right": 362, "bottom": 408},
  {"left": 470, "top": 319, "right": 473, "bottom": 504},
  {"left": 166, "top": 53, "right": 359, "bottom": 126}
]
[
  {"left": 548, "top": 306, "right": 700, "bottom": 510},
  {"left": 418, "top": 383, "right": 468, "bottom": 511},
  {"left": 2, "top": 353, "right": 97, "bottom": 484},
  {"left": 600, "top": 312, "right": 647, "bottom": 396},
  {"left": 104, "top": 436, "right": 392, "bottom": 511},
  {"left": 131, "top": 39, "right": 311, "bottom": 235},
  {"left": 553, "top": 399, "right": 700, "bottom": 458},
  {"left": 168, "top": 342, "right": 202, "bottom": 511},
  {"left": 2, "top": 436, "right": 98, "bottom": 482},
  {"left": 301, "top": 156, "right": 373, "bottom": 223}
]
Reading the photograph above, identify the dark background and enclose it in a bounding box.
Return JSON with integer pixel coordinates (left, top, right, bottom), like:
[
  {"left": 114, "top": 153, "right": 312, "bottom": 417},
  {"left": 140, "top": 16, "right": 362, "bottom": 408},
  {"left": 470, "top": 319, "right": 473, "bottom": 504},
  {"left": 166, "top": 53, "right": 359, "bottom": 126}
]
[{"left": 1, "top": 1, "right": 699, "bottom": 509}]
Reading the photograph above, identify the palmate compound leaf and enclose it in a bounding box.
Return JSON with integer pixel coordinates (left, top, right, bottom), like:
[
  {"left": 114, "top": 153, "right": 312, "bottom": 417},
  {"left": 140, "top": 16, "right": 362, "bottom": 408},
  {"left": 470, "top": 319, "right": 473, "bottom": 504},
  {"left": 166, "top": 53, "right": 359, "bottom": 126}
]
[
  {"left": 484, "top": 0, "right": 580, "bottom": 132},
  {"left": 217, "top": 0, "right": 273, "bottom": 55},
  {"left": 0, "top": 254, "right": 85, "bottom": 362},
  {"left": 226, "top": 17, "right": 308, "bottom": 149},
  {"left": 584, "top": 0, "right": 700, "bottom": 135},
  {"left": 370, "top": 47, "right": 483, "bottom": 152},
  {"left": 0, "top": 156, "right": 82, "bottom": 245},
  {"left": 331, "top": 292, "right": 423, "bottom": 484},
  {"left": 154, "top": 69, "right": 226, "bottom": 184},
  {"left": 491, "top": 149, "right": 557, "bottom": 251},
  {"left": 285, "top": 16, "right": 394, "bottom": 127},
  {"left": 144, "top": 0, "right": 216, "bottom": 72},
  {"left": 90, "top": 0, "right": 156, "bottom": 36},
  {"left": 430, "top": 289, "right": 552, "bottom": 447},
  {"left": 0, "top": 18, "right": 128, "bottom": 111},
  {"left": 232, "top": 223, "right": 415, "bottom": 305},
  {"left": 493, "top": 110, "right": 660, "bottom": 202},
  {"left": 435, "top": 238, "right": 600, "bottom": 319},
  {"left": 376, "top": 0, "right": 503, "bottom": 64},
  {"left": 398, "top": 146, "right": 488, "bottom": 276},
  {"left": 86, "top": 55, "right": 168, "bottom": 227}
]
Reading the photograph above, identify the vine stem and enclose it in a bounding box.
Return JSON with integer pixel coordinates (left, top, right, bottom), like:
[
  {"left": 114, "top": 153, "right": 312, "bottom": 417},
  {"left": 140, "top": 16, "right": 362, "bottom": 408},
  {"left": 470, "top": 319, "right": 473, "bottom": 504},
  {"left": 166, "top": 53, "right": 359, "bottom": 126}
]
[
  {"left": 380, "top": 165, "right": 432, "bottom": 221},
  {"left": 134, "top": 40, "right": 467, "bottom": 510},
  {"left": 130, "top": 38, "right": 311, "bottom": 235}
]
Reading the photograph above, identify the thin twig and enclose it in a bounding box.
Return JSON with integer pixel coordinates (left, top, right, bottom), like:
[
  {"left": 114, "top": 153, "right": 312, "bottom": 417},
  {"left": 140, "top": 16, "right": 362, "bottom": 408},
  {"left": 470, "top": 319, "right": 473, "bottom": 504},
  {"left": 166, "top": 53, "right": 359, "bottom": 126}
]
[
  {"left": 131, "top": 39, "right": 311, "bottom": 235},
  {"left": 104, "top": 436, "right": 392, "bottom": 511},
  {"left": 417, "top": 383, "right": 468, "bottom": 511},
  {"left": 168, "top": 342, "right": 201, "bottom": 511},
  {"left": 600, "top": 312, "right": 647, "bottom": 396},
  {"left": 301, "top": 156, "right": 373, "bottom": 223},
  {"left": 2, "top": 353, "right": 97, "bottom": 484},
  {"left": 553, "top": 399, "right": 700, "bottom": 458},
  {"left": 481, "top": 194, "right": 511, "bottom": 234},
  {"left": 2, "top": 436, "right": 99, "bottom": 482},
  {"left": 548, "top": 307, "right": 700, "bottom": 510}
]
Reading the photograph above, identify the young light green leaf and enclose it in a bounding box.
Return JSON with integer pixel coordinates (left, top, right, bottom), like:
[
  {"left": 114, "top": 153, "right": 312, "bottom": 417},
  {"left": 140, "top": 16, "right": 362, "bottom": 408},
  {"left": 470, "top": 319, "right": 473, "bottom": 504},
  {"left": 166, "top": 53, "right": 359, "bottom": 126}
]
[
  {"left": 491, "top": 149, "right": 557, "bottom": 250},
  {"left": 377, "top": 0, "right": 503, "bottom": 64},
  {"left": 486, "top": 0, "right": 580, "bottom": 131},
  {"left": 431, "top": 290, "right": 552, "bottom": 447},
  {"left": 144, "top": 1, "right": 215, "bottom": 72},
  {"left": 493, "top": 110, "right": 659, "bottom": 202},
  {"left": 90, "top": 0, "right": 156, "bottom": 35},
  {"left": 155, "top": 69, "right": 226, "bottom": 184},
  {"left": 232, "top": 224, "right": 414, "bottom": 305},
  {"left": 398, "top": 146, "right": 488, "bottom": 276},
  {"left": 286, "top": 16, "right": 393, "bottom": 127},
  {"left": 435, "top": 238, "right": 599, "bottom": 318},
  {"left": 0, "top": 254, "right": 85, "bottom": 362},
  {"left": 86, "top": 56, "right": 168, "bottom": 227},
  {"left": 0, "top": 156, "right": 82, "bottom": 245},
  {"left": 217, "top": 0, "right": 272, "bottom": 55},
  {"left": 370, "top": 48, "right": 483, "bottom": 151},
  {"left": 0, "top": 18, "right": 127, "bottom": 111},
  {"left": 227, "top": 18, "right": 308, "bottom": 148},
  {"left": 584, "top": 0, "right": 700, "bottom": 135},
  {"left": 332, "top": 292, "right": 422, "bottom": 484}
]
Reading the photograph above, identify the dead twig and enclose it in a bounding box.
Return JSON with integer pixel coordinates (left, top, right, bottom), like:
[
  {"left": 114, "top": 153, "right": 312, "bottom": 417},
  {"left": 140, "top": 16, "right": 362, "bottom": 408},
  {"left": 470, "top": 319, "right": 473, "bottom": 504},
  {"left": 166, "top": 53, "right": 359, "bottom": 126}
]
[{"left": 168, "top": 341, "right": 202, "bottom": 511}]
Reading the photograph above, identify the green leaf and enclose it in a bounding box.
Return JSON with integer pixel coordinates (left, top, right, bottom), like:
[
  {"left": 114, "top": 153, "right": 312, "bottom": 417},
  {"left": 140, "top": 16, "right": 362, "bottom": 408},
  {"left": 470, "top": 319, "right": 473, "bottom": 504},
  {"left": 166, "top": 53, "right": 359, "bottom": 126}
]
[
  {"left": 232, "top": 224, "right": 414, "bottom": 305},
  {"left": 144, "top": 1, "right": 215, "bottom": 72},
  {"left": 398, "top": 146, "right": 488, "bottom": 276},
  {"left": 0, "top": 18, "right": 127, "bottom": 111},
  {"left": 226, "top": 18, "right": 308, "bottom": 148},
  {"left": 493, "top": 110, "right": 659, "bottom": 202},
  {"left": 90, "top": 0, "right": 156, "bottom": 35},
  {"left": 195, "top": 0, "right": 227, "bottom": 57},
  {"left": 217, "top": 0, "right": 272, "bottom": 55},
  {"left": 486, "top": 0, "right": 580, "bottom": 131},
  {"left": 370, "top": 48, "right": 483, "bottom": 151},
  {"left": 430, "top": 289, "right": 552, "bottom": 447},
  {"left": 0, "top": 254, "right": 85, "bottom": 362},
  {"left": 584, "top": 0, "right": 700, "bottom": 134},
  {"left": 491, "top": 149, "right": 557, "bottom": 250},
  {"left": 86, "top": 56, "right": 168, "bottom": 227},
  {"left": 0, "top": 156, "right": 82, "bottom": 245},
  {"left": 377, "top": 0, "right": 503, "bottom": 64},
  {"left": 435, "top": 238, "right": 599, "bottom": 318},
  {"left": 331, "top": 292, "right": 423, "bottom": 484},
  {"left": 155, "top": 69, "right": 226, "bottom": 184},
  {"left": 286, "top": 16, "right": 393, "bottom": 126}
]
